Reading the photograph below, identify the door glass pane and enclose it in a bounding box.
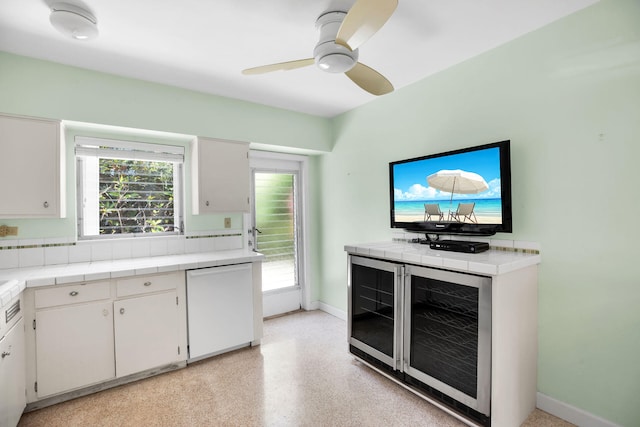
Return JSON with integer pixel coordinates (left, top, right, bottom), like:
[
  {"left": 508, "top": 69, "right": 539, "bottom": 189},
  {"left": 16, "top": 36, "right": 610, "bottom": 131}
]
[{"left": 254, "top": 172, "right": 297, "bottom": 292}]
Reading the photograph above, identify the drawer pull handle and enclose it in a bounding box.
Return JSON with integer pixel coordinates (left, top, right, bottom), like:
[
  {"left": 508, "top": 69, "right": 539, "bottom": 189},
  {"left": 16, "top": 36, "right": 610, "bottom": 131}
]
[
  {"left": 120, "top": 308, "right": 125, "bottom": 315},
  {"left": 1, "top": 351, "right": 10, "bottom": 359},
  {"left": 43, "top": 201, "right": 49, "bottom": 208},
  {"left": 144, "top": 281, "right": 152, "bottom": 287},
  {"left": 69, "top": 291, "right": 79, "bottom": 296}
]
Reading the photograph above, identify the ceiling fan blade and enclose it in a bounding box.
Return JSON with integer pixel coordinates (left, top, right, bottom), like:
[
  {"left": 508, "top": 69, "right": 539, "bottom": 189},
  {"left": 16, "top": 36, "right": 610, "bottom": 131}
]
[
  {"left": 242, "top": 58, "right": 315, "bottom": 75},
  {"left": 345, "top": 62, "right": 394, "bottom": 96},
  {"left": 336, "top": 0, "right": 398, "bottom": 50}
]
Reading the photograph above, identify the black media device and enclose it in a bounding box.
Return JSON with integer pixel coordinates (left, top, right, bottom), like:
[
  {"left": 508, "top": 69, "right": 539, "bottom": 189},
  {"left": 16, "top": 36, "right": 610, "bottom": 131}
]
[
  {"left": 428, "top": 240, "right": 490, "bottom": 254},
  {"left": 389, "top": 140, "right": 512, "bottom": 238}
]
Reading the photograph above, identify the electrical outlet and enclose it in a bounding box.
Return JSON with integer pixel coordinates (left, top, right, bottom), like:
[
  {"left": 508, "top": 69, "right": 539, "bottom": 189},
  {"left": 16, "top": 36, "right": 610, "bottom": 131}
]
[
  {"left": 224, "top": 217, "right": 231, "bottom": 228},
  {"left": 0, "top": 225, "right": 18, "bottom": 237}
]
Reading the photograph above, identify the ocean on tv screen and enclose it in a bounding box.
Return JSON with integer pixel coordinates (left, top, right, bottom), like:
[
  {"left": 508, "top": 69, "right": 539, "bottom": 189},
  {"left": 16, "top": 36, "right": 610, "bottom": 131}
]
[{"left": 393, "top": 147, "right": 502, "bottom": 224}]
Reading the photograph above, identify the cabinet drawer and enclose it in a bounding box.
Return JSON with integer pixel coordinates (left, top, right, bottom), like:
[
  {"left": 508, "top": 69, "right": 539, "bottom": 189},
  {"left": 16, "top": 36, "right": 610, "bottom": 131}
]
[
  {"left": 35, "top": 282, "right": 111, "bottom": 309},
  {"left": 116, "top": 273, "right": 178, "bottom": 298}
]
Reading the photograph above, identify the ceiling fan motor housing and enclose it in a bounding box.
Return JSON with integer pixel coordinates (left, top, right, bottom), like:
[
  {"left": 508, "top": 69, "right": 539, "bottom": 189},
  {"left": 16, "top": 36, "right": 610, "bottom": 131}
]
[{"left": 313, "top": 11, "right": 359, "bottom": 73}]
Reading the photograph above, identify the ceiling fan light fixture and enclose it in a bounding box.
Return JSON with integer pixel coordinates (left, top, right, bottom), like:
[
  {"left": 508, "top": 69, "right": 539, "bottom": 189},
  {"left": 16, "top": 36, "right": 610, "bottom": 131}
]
[
  {"left": 50, "top": 2, "right": 98, "bottom": 41},
  {"left": 313, "top": 39, "right": 359, "bottom": 73},
  {"left": 317, "top": 53, "right": 356, "bottom": 73}
]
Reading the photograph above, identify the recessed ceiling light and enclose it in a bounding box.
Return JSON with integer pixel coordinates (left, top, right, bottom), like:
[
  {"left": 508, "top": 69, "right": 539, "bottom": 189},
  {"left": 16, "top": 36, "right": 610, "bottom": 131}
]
[{"left": 50, "top": 2, "right": 98, "bottom": 41}]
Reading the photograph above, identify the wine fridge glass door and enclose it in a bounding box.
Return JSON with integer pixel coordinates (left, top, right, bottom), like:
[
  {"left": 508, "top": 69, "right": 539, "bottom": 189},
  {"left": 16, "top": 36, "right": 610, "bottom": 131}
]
[
  {"left": 348, "top": 255, "right": 403, "bottom": 370},
  {"left": 404, "top": 265, "right": 491, "bottom": 416}
]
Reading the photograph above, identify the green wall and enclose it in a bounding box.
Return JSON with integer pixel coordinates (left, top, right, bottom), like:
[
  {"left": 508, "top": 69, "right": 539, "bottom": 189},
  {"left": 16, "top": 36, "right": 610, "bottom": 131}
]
[
  {"left": 1, "top": 0, "right": 639, "bottom": 424},
  {"left": 0, "top": 52, "right": 332, "bottom": 151},
  {"left": 0, "top": 51, "right": 332, "bottom": 239},
  {"left": 319, "top": 0, "right": 640, "bottom": 425}
]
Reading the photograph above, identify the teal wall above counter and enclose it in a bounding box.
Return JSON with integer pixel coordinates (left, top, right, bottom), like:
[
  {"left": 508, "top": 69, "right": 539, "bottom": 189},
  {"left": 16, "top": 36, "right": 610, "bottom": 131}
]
[
  {"left": 319, "top": 0, "right": 639, "bottom": 425},
  {"left": 1, "top": 0, "right": 639, "bottom": 424},
  {"left": 0, "top": 51, "right": 331, "bottom": 239}
]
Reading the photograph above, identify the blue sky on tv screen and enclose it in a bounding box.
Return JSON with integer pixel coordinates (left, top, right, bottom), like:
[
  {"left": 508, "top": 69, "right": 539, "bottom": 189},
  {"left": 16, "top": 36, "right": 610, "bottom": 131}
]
[{"left": 393, "top": 147, "right": 501, "bottom": 201}]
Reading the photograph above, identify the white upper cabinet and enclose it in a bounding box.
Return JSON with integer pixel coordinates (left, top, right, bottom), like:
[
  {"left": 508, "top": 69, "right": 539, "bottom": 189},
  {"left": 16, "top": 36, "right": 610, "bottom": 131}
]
[
  {"left": 0, "top": 114, "right": 65, "bottom": 218},
  {"left": 191, "top": 137, "right": 250, "bottom": 214}
]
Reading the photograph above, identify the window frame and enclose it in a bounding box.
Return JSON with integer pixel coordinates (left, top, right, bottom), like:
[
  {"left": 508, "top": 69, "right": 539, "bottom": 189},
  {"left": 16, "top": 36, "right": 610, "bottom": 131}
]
[{"left": 75, "top": 136, "right": 185, "bottom": 240}]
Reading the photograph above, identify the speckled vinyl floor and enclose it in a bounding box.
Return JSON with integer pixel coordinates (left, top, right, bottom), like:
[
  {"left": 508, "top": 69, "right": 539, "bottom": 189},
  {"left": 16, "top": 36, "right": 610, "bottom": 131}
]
[{"left": 18, "top": 310, "right": 574, "bottom": 427}]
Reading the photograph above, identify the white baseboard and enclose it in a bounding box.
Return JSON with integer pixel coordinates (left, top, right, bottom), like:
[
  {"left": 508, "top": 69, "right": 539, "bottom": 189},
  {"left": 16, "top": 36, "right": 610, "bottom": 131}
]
[
  {"left": 537, "top": 393, "right": 620, "bottom": 427},
  {"left": 317, "top": 302, "right": 347, "bottom": 321},
  {"left": 305, "top": 300, "right": 320, "bottom": 311}
]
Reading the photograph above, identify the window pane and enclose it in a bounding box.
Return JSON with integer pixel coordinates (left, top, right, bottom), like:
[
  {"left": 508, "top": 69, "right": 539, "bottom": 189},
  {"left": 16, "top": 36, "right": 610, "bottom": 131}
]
[
  {"left": 254, "top": 172, "right": 297, "bottom": 291},
  {"left": 98, "top": 158, "right": 176, "bottom": 235}
]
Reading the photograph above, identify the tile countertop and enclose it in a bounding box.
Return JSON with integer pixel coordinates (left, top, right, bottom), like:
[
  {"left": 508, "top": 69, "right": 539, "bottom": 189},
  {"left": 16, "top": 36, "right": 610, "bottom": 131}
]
[
  {"left": 344, "top": 241, "right": 541, "bottom": 276},
  {"left": 0, "top": 279, "right": 25, "bottom": 311},
  {"left": 0, "top": 250, "right": 264, "bottom": 289}
]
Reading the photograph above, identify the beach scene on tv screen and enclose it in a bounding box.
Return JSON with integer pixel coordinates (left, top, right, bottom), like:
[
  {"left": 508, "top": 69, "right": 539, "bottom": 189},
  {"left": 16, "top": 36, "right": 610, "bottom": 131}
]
[{"left": 393, "top": 147, "right": 502, "bottom": 224}]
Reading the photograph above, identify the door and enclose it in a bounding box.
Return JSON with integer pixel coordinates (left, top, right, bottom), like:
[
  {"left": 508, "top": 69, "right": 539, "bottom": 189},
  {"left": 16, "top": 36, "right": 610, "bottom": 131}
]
[{"left": 250, "top": 152, "right": 308, "bottom": 318}]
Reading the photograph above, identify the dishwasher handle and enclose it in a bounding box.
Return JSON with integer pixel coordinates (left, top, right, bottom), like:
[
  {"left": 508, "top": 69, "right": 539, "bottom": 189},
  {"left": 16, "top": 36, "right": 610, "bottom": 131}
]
[{"left": 187, "top": 263, "right": 251, "bottom": 277}]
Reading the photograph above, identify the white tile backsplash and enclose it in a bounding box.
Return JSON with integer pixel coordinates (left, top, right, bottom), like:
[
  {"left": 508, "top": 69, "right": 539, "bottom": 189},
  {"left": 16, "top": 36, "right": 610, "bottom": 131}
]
[
  {"left": 149, "top": 238, "right": 168, "bottom": 257},
  {"left": 200, "top": 237, "right": 215, "bottom": 252},
  {"left": 184, "top": 238, "right": 200, "bottom": 254},
  {"left": 18, "top": 247, "right": 45, "bottom": 268},
  {"left": 91, "top": 241, "right": 113, "bottom": 262},
  {"left": 215, "top": 235, "right": 242, "bottom": 251},
  {"left": 0, "top": 249, "right": 19, "bottom": 269},
  {"left": 0, "top": 229, "right": 249, "bottom": 271},
  {"left": 130, "top": 239, "right": 151, "bottom": 258},
  {"left": 514, "top": 240, "right": 541, "bottom": 251},
  {"left": 112, "top": 240, "right": 133, "bottom": 260},
  {"left": 0, "top": 239, "right": 19, "bottom": 249},
  {"left": 68, "top": 243, "right": 91, "bottom": 264},
  {"left": 167, "top": 237, "right": 185, "bottom": 255},
  {"left": 44, "top": 245, "right": 69, "bottom": 265}
]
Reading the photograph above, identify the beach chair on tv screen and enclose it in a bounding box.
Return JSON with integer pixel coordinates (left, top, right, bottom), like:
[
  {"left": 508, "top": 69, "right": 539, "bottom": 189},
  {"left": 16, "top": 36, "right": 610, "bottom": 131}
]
[
  {"left": 450, "top": 202, "right": 477, "bottom": 223},
  {"left": 424, "top": 204, "right": 444, "bottom": 221}
]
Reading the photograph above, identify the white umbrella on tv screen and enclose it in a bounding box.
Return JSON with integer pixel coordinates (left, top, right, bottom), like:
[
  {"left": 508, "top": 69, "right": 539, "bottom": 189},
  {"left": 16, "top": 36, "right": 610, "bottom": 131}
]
[{"left": 427, "top": 169, "right": 489, "bottom": 209}]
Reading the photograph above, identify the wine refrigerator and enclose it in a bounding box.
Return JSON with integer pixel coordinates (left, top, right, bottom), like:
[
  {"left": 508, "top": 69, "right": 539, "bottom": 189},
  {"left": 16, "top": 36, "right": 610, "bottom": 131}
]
[{"left": 348, "top": 255, "right": 492, "bottom": 424}]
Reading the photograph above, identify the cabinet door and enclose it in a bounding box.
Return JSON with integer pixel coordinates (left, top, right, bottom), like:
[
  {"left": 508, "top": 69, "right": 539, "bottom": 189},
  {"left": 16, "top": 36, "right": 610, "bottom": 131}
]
[
  {"left": 191, "top": 137, "right": 250, "bottom": 214},
  {"left": 0, "top": 114, "right": 64, "bottom": 218},
  {"left": 35, "top": 301, "right": 115, "bottom": 397},
  {"left": 113, "top": 291, "right": 179, "bottom": 378},
  {"left": 0, "top": 318, "right": 26, "bottom": 427}
]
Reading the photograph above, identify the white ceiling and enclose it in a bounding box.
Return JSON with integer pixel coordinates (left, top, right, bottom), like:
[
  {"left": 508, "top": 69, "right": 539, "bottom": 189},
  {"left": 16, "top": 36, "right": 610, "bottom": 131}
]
[{"left": 0, "top": 0, "right": 598, "bottom": 117}]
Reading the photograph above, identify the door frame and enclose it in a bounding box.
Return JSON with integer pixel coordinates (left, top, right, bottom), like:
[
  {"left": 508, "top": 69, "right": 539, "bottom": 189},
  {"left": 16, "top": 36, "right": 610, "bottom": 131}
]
[{"left": 248, "top": 150, "right": 311, "bottom": 313}]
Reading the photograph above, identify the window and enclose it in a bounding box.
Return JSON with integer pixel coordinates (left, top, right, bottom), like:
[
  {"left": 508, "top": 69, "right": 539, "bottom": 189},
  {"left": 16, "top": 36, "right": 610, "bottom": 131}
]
[{"left": 76, "top": 137, "right": 184, "bottom": 238}]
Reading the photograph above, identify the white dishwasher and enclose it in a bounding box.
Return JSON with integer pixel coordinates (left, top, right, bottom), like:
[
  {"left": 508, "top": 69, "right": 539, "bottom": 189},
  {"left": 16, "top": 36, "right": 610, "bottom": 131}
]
[{"left": 186, "top": 263, "right": 254, "bottom": 361}]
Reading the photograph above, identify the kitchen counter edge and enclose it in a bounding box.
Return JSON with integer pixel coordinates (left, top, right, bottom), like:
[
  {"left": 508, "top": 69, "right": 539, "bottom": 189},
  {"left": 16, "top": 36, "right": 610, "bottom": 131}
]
[
  {"left": 0, "top": 250, "right": 264, "bottom": 289},
  {"left": 345, "top": 241, "right": 540, "bottom": 276}
]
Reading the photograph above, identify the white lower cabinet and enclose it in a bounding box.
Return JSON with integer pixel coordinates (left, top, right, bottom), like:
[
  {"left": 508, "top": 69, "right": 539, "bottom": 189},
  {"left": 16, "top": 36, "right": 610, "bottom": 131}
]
[
  {"left": 27, "top": 271, "right": 186, "bottom": 402},
  {"left": 1, "top": 318, "right": 26, "bottom": 427},
  {"left": 35, "top": 301, "right": 115, "bottom": 397},
  {"left": 114, "top": 291, "right": 179, "bottom": 377}
]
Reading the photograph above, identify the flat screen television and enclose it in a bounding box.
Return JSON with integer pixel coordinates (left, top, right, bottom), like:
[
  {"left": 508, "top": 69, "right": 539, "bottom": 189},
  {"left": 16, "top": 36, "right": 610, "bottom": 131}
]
[{"left": 389, "top": 140, "right": 512, "bottom": 236}]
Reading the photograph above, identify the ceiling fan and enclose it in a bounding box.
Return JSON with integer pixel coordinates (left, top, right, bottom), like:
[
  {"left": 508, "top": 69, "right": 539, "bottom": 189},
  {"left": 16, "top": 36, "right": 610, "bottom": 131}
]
[{"left": 242, "top": 0, "right": 398, "bottom": 96}]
